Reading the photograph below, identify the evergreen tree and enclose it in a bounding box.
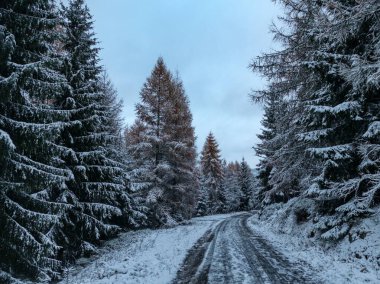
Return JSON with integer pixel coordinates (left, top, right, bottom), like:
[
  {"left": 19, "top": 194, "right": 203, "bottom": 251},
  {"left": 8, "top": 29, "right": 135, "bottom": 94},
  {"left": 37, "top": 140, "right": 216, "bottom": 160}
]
[
  {"left": 221, "top": 161, "right": 243, "bottom": 212},
  {"left": 195, "top": 165, "right": 209, "bottom": 216},
  {"left": 127, "top": 58, "right": 196, "bottom": 226},
  {"left": 0, "top": 0, "right": 72, "bottom": 280},
  {"left": 252, "top": 0, "right": 380, "bottom": 240},
  {"left": 254, "top": 93, "right": 279, "bottom": 203},
  {"left": 56, "top": 0, "right": 134, "bottom": 262},
  {"left": 252, "top": 0, "right": 329, "bottom": 208},
  {"left": 99, "top": 71, "right": 123, "bottom": 137},
  {"left": 200, "top": 132, "right": 224, "bottom": 213},
  {"left": 299, "top": 0, "right": 380, "bottom": 240},
  {"left": 239, "top": 158, "right": 253, "bottom": 210}
]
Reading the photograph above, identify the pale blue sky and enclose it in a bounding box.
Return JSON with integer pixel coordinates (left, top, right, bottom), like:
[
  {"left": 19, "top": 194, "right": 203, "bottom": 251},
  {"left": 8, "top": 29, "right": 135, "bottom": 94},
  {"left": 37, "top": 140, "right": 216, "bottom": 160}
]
[{"left": 84, "top": 0, "right": 281, "bottom": 167}]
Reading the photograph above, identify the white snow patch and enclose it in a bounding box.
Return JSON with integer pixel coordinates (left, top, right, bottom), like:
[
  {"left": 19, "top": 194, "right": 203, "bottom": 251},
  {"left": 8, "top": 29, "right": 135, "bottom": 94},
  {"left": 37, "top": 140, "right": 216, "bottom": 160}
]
[{"left": 249, "top": 206, "right": 380, "bottom": 283}]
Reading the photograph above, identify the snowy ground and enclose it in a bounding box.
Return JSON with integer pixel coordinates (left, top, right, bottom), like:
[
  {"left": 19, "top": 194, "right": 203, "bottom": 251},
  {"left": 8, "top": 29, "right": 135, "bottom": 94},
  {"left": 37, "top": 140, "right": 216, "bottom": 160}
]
[
  {"left": 60, "top": 211, "right": 380, "bottom": 284},
  {"left": 249, "top": 208, "right": 380, "bottom": 283},
  {"left": 60, "top": 214, "right": 234, "bottom": 284}
]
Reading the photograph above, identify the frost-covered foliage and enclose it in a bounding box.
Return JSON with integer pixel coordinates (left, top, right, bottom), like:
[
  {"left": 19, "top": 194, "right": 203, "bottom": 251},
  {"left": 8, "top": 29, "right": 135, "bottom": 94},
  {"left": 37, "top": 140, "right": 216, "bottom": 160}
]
[
  {"left": 239, "top": 158, "right": 255, "bottom": 210},
  {"left": 215, "top": 159, "right": 256, "bottom": 213},
  {"left": 220, "top": 161, "right": 243, "bottom": 212},
  {"left": 0, "top": 0, "right": 73, "bottom": 281},
  {"left": 253, "top": 0, "right": 380, "bottom": 241},
  {"left": 198, "top": 132, "right": 225, "bottom": 214},
  {"left": 55, "top": 0, "right": 140, "bottom": 263},
  {"left": 196, "top": 136, "right": 256, "bottom": 215},
  {"left": 254, "top": 92, "right": 302, "bottom": 203},
  {"left": 0, "top": 0, "right": 140, "bottom": 281},
  {"left": 195, "top": 183, "right": 209, "bottom": 217},
  {"left": 126, "top": 58, "right": 197, "bottom": 227}
]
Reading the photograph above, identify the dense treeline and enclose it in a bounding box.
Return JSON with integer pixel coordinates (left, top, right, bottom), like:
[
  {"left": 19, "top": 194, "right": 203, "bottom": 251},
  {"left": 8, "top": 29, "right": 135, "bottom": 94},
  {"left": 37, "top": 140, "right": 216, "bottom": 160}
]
[
  {"left": 0, "top": 0, "right": 257, "bottom": 281},
  {"left": 253, "top": 0, "right": 380, "bottom": 240}
]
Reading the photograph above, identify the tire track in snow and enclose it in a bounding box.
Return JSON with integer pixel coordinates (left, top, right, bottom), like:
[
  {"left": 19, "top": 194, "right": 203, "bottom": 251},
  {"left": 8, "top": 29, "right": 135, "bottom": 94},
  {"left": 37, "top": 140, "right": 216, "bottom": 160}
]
[{"left": 173, "top": 213, "right": 321, "bottom": 284}]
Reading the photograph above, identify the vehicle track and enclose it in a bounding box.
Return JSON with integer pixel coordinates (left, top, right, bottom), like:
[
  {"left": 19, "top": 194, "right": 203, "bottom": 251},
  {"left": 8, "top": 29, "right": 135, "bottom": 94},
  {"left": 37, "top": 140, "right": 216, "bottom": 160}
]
[{"left": 173, "top": 213, "right": 320, "bottom": 284}]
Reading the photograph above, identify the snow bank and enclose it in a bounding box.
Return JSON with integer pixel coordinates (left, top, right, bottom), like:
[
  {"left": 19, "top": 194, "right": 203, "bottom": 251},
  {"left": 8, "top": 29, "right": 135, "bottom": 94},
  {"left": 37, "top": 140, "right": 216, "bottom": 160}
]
[
  {"left": 60, "top": 214, "right": 232, "bottom": 284},
  {"left": 249, "top": 203, "right": 380, "bottom": 283}
]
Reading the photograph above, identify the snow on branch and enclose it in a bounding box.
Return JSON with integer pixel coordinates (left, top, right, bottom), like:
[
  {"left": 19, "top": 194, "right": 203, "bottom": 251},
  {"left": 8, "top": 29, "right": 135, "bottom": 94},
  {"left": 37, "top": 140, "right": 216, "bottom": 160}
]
[
  {"left": 363, "top": 121, "right": 380, "bottom": 139},
  {"left": 307, "top": 144, "right": 353, "bottom": 160}
]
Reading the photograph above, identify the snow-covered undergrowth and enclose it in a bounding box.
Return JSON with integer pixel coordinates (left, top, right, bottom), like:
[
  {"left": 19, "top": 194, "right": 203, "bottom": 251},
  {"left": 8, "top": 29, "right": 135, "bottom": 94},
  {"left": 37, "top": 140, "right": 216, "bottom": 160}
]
[
  {"left": 0, "top": 271, "right": 24, "bottom": 284},
  {"left": 249, "top": 201, "right": 380, "bottom": 283},
  {"left": 60, "top": 214, "right": 233, "bottom": 284}
]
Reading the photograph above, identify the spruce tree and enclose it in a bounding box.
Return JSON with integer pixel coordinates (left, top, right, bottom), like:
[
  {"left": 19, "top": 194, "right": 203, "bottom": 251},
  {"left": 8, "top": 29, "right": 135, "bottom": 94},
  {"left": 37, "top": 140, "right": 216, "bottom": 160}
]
[
  {"left": 200, "top": 132, "right": 224, "bottom": 213},
  {"left": 252, "top": 0, "right": 327, "bottom": 207},
  {"left": 56, "top": 0, "right": 134, "bottom": 261},
  {"left": 252, "top": 0, "right": 380, "bottom": 240},
  {"left": 299, "top": 0, "right": 380, "bottom": 240},
  {"left": 0, "top": 0, "right": 72, "bottom": 280},
  {"left": 195, "top": 165, "right": 209, "bottom": 216},
  {"left": 254, "top": 93, "right": 279, "bottom": 203},
  {"left": 99, "top": 71, "right": 123, "bottom": 137},
  {"left": 221, "top": 161, "right": 243, "bottom": 212},
  {"left": 127, "top": 58, "right": 196, "bottom": 226},
  {"left": 239, "top": 158, "right": 253, "bottom": 211}
]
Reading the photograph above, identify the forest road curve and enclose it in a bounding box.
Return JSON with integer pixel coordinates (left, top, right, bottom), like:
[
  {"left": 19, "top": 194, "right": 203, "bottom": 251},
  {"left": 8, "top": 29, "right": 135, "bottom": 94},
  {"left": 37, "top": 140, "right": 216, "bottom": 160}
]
[{"left": 172, "top": 213, "right": 320, "bottom": 284}]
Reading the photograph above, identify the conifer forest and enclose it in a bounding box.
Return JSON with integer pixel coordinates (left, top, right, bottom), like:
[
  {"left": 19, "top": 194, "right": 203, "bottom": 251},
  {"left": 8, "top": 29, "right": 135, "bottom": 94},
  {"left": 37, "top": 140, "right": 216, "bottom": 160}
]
[{"left": 0, "top": 0, "right": 379, "bottom": 283}]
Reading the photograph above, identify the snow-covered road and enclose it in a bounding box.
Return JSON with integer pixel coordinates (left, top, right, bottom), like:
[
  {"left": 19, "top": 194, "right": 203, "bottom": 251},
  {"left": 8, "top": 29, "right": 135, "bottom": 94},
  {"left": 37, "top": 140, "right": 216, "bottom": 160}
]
[
  {"left": 61, "top": 213, "right": 378, "bottom": 284},
  {"left": 174, "top": 213, "right": 317, "bottom": 284},
  {"left": 60, "top": 214, "right": 232, "bottom": 284}
]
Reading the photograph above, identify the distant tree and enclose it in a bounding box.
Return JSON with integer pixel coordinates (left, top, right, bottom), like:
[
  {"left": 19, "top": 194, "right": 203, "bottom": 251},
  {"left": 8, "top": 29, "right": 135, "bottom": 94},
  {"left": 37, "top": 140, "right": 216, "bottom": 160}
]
[
  {"left": 127, "top": 58, "right": 197, "bottom": 226},
  {"left": 221, "top": 161, "right": 243, "bottom": 212},
  {"left": 200, "top": 132, "right": 224, "bottom": 213},
  {"left": 195, "top": 165, "right": 209, "bottom": 216},
  {"left": 239, "top": 158, "right": 253, "bottom": 210}
]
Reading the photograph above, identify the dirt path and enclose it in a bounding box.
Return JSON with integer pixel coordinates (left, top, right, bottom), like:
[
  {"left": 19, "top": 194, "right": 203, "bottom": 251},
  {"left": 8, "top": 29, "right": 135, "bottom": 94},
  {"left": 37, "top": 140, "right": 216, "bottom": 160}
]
[{"left": 173, "top": 213, "right": 320, "bottom": 284}]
